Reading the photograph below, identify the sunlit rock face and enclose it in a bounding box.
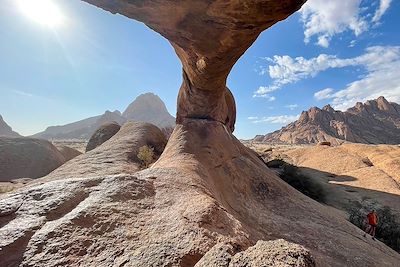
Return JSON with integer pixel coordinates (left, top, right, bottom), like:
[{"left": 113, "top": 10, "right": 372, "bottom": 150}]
[{"left": 83, "top": 0, "right": 305, "bottom": 131}]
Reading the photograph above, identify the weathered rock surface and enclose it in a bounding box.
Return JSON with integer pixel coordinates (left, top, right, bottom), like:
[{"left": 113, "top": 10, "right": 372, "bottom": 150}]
[
  {"left": 0, "top": 137, "right": 66, "bottom": 181},
  {"left": 85, "top": 122, "right": 121, "bottom": 152},
  {"left": 254, "top": 96, "right": 400, "bottom": 145},
  {"left": 55, "top": 145, "right": 82, "bottom": 161},
  {"left": 38, "top": 121, "right": 167, "bottom": 182},
  {"left": 195, "top": 239, "right": 315, "bottom": 267},
  {"left": 0, "top": 115, "right": 20, "bottom": 137},
  {"left": 123, "top": 93, "right": 175, "bottom": 129},
  {"left": 1, "top": 120, "right": 399, "bottom": 266}
]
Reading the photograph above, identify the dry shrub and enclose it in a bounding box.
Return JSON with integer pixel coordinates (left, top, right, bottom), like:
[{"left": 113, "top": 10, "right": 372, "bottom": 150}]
[{"left": 137, "top": 145, "right": 155, "bottom": 169}]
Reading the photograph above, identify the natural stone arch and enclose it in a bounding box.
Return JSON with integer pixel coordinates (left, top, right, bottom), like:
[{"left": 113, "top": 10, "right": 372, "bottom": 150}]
[{"left": 82, "top": 0, "right": 306, "bottom": 132}]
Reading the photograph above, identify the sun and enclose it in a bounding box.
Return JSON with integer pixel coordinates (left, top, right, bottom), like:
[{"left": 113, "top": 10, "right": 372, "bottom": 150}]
[{"left": 17, "top": 0, "right": 64, "bottom": 27}]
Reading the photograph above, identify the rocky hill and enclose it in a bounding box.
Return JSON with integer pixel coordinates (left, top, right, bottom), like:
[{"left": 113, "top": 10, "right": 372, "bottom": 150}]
[
  {"left": 123, "top": 92, "right": 175, "bottom": 129},
  {"left": 32, "top": 93, "right": 175, "bottom": 140},
  {"left": 0, "top": 115, "right": 20, "bottom": 137},
  {"left": 254, "top": 96, "right": 400, "bottom": 145}
]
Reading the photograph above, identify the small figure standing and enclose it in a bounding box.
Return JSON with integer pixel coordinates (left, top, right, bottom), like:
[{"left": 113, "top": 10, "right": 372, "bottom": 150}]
[{"left": 364, "top": 210, "right": 378, "bottom": 240}]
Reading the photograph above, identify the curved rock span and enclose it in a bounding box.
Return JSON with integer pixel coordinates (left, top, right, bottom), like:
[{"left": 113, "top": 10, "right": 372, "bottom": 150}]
[
  {"left": 83, "top": 0, "right": 305, "bottom": 131},
  {"left": 1, "top": 1, "right": 400, "bottom": 266}
]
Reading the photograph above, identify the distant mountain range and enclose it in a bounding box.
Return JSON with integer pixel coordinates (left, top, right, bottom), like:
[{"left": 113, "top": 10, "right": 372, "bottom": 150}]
[
  {"left": 254, "top": 96, "right": 400, "bottom": 145},
  {"left": 32, "top": 93, "right": 175, "bottom": 140},
  {"left": 0, "top": 115, "right": 20, "bottom": 137}
]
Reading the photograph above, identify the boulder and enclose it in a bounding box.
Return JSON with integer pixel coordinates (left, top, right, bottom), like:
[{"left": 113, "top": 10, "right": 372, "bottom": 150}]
[
  {"left": 37, "top": 121, "right": 167, "bottom": 182},
  {"left": 56, "top": 145, "right": 82, "bottom": 161},
  {"left": 195, "top": 239, "right": 315, "bottom": 267},
  {"left": 317, "top": 141, "right": 331, "bottom": 146},
  {"left": 0, "top": 137, "right": 65, "bottom": 181},
  {"left": 85, "top": 122, "right": 121, "bottom": 152}
]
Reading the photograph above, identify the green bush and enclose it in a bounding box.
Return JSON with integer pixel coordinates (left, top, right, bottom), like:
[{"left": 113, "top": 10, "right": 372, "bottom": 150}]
[
  {"left": 348, "top": 200, "right": 400, "bottom": 252},
  {"left": 137, "top": 145, "right": 155, "bottom": 169}
]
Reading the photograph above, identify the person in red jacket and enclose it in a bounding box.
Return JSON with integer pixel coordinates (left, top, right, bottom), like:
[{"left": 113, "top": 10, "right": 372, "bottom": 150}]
[{"left": 364, "top": 210, "right": 378, "bottom": 240}]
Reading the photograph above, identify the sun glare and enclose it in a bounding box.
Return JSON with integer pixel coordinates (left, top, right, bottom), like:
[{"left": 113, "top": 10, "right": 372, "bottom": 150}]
[{"left": 17, "top": 0, "right": 64, "bottom": 27}]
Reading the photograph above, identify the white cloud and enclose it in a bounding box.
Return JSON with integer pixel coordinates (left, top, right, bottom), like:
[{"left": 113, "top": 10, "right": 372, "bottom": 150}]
[
  {"left": 349, "top": 40, "right": 357, "bottom": 47},
  {"left": 372, "top": 0, "right": 392, "bottom": 23},
  {"left": 247, "top": 116, "right": 258, "bottom": 120},
  {"left": 249, "top": 115, "right": 300, "bottom": 124},
  {"left": 300, "top": 0, "right": 392, "bottom": 47},
  {"left": 256, "top": 46, "right": 400, "bottom": 110},
  {"left": 314, "top": 88, "right": 334, "bottom": 100},
  {"left": 253, "top": 91, "right": 276, "bottom": 101},
  {"left": 285, "top": 104, "right": 299, "bottom": 110}
]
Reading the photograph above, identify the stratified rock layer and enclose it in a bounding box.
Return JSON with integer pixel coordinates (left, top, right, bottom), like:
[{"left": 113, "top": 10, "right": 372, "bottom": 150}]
[
  {"left": 86, "top": 122, "right": 121, "bottom": 152},
  {"left": 0, "top": 137, "right": 66, "bottom": 181}
]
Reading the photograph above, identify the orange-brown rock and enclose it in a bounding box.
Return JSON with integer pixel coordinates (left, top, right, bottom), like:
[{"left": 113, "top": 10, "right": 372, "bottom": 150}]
[
  {"left": 83, "top": 0, "right": 305, "bottom": 131},
  {"left": 85, "top": 122, "right": 121, "bottom": 152}
]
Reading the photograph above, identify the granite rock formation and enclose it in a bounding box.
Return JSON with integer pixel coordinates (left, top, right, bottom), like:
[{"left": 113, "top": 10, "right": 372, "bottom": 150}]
[
  {"left": 0, "top": 115, "right": 20, "bottom": 137},
  {"left": 254, "top": 96, "right": 400, "bottom": 145},
  {"left": 1, "top": 1, "right": 400, "bottom": 266},
  {"left": 85, "top": 122, "right": 121, "bottom": 152},
  {"left": 0, "top": 137, "right": 66, "bottom": 181}
]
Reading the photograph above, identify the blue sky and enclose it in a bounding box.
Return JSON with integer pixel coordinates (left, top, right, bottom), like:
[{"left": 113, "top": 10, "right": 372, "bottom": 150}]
[{"left": 0, "top": 0, "right": 399, "bottom": 139}]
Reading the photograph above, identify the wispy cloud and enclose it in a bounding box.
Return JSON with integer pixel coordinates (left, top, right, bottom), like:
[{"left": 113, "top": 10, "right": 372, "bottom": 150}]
[
  {"left": 314, "top": 88, "right": 334, "bottom": 100},
  {"left": 372, "top": 0, "right": 392, "bottom": 23},
  {"left": 248, "top": 115, "right": 300, "bottom": 124},
  {"left": 12, "top": 90, "right": 34, "bottom": 97},
  {"left": 285, "top": 104, "right": 299, "bottom": 110},
  {"left": 300, "top": 0, "right": 392, "bottom": 47}
]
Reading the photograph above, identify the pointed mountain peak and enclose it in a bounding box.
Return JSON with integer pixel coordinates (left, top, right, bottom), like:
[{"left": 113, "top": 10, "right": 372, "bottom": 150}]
[{"left": 122, "top": 92, "right": 175, "bottom": 129}]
